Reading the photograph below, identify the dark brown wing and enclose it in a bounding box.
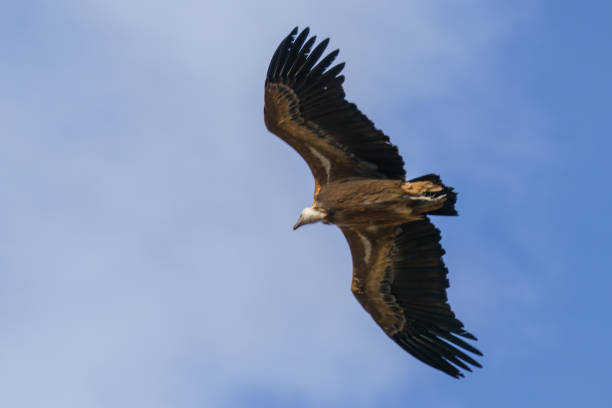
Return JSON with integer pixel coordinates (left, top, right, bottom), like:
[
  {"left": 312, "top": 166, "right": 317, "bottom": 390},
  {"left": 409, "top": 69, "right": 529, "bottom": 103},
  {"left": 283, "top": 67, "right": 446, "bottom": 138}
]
[
  {"left": 264, "top": 27, "right": 405, "bottom": 194},
  {"left": 341, "top": 219, "right": 482, "bottom": 378}
]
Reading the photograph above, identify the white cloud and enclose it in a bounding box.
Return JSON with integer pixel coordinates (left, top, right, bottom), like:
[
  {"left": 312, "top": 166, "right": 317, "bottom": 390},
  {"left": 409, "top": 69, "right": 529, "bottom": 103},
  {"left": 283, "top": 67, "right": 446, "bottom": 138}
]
[{"left": 0, "top": 1, "right": 552, "bottom": 407}]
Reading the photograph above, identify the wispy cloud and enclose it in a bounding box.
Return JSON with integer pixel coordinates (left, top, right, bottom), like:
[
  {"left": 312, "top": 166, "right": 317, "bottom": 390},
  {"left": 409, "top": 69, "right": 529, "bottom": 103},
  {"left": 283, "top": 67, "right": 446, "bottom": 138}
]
[{"left": 0, "top": 1, "right": 564, "bottom": 407}]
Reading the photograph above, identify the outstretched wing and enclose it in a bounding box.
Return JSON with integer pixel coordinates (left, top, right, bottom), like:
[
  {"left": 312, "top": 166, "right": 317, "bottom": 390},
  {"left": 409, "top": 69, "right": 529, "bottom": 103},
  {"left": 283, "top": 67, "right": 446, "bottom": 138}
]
[
  {"left": 264, "top": 27, "right": 405, "bottom": 194},
  {"left": 341, "top": 219, "right": 482, "bottom": 378}
]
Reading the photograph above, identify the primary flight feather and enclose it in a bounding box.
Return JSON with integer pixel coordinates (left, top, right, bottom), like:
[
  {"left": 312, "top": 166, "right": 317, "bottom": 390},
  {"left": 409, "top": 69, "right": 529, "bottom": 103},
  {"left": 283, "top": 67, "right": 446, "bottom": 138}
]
[{"left": 264, "top": 27, "right": 482, "bottom": 378}]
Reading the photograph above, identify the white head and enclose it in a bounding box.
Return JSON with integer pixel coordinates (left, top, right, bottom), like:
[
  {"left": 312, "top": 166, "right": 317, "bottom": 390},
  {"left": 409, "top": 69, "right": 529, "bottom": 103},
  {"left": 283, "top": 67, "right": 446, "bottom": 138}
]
[{"left": 293, "top": 206, "right": 326, "bottom": 230}]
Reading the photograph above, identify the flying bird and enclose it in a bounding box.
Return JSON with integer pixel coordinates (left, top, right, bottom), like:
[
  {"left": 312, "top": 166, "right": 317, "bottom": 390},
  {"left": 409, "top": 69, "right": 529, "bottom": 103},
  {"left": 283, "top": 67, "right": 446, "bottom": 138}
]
[{"left": 264, "top": 27, "right": 482, "bottom": 378}]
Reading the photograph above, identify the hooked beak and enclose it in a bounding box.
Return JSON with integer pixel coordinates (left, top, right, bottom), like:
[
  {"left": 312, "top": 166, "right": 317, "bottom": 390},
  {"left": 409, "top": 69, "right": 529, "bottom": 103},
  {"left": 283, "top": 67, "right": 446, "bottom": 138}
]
[{"left": 293, "top": 217, "right": 304, "bottom": 230}]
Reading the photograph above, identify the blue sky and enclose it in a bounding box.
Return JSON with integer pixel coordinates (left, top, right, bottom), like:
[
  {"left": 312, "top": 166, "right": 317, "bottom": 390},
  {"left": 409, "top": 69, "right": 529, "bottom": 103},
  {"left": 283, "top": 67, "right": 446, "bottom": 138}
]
[{"left": 1, "top": 1, "right": 611, "bottom": 407}]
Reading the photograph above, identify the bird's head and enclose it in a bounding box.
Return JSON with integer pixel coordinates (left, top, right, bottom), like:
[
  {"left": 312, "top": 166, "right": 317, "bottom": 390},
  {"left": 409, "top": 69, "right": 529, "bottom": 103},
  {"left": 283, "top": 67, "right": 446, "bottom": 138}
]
[{"left": 293, "top": 206, "right": 326, "bottom": 230}]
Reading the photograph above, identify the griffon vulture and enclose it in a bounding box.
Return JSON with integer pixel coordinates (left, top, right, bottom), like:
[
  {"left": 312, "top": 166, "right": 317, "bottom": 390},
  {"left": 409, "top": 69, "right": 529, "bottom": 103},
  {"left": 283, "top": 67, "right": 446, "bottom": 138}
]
[{"left": 264, "top": 27, "right": 482, "bottom": 378}]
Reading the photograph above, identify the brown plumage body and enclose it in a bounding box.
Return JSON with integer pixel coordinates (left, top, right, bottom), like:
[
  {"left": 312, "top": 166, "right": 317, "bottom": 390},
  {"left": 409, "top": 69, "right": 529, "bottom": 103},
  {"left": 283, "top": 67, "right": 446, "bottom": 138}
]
[
  {"left": 264, "top": 27, "right": 482, "bottom": 378},
  {"left": 315, "top": 178, "right": 449, "bottom": 227}
]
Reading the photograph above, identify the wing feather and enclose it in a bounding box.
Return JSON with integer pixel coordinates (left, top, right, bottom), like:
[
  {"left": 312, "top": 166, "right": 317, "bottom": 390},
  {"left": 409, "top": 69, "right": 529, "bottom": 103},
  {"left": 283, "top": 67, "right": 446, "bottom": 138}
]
[
  {"left": 341, "top": 219, "right": 482, "bottom": 378},
  {"left": 265, "top": 27, "right": 406, "bottom": 189}
]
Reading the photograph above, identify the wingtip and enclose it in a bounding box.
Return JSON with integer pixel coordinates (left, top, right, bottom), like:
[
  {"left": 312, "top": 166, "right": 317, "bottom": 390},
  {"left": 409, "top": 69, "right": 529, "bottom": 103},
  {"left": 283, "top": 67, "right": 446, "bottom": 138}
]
[
  {"left": 299, "top": 27, "right": 311, "bottom": 42},
  {"left": 462, "top": 332, "right": 477, "bottom": 341}
]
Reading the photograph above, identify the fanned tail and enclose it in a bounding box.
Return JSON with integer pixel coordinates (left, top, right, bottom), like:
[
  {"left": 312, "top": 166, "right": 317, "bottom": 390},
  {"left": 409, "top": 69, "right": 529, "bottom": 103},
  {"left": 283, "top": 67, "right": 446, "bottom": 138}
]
[{"left": 406, "top": 174, "right": 458, "bottom": 216}]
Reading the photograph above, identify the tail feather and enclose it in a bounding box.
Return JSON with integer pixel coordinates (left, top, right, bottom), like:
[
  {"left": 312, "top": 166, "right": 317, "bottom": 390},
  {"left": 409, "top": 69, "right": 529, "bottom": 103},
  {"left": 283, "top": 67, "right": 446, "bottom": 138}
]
[{"left": 408, "top": 174, "right": 458, "bottom": 216}]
